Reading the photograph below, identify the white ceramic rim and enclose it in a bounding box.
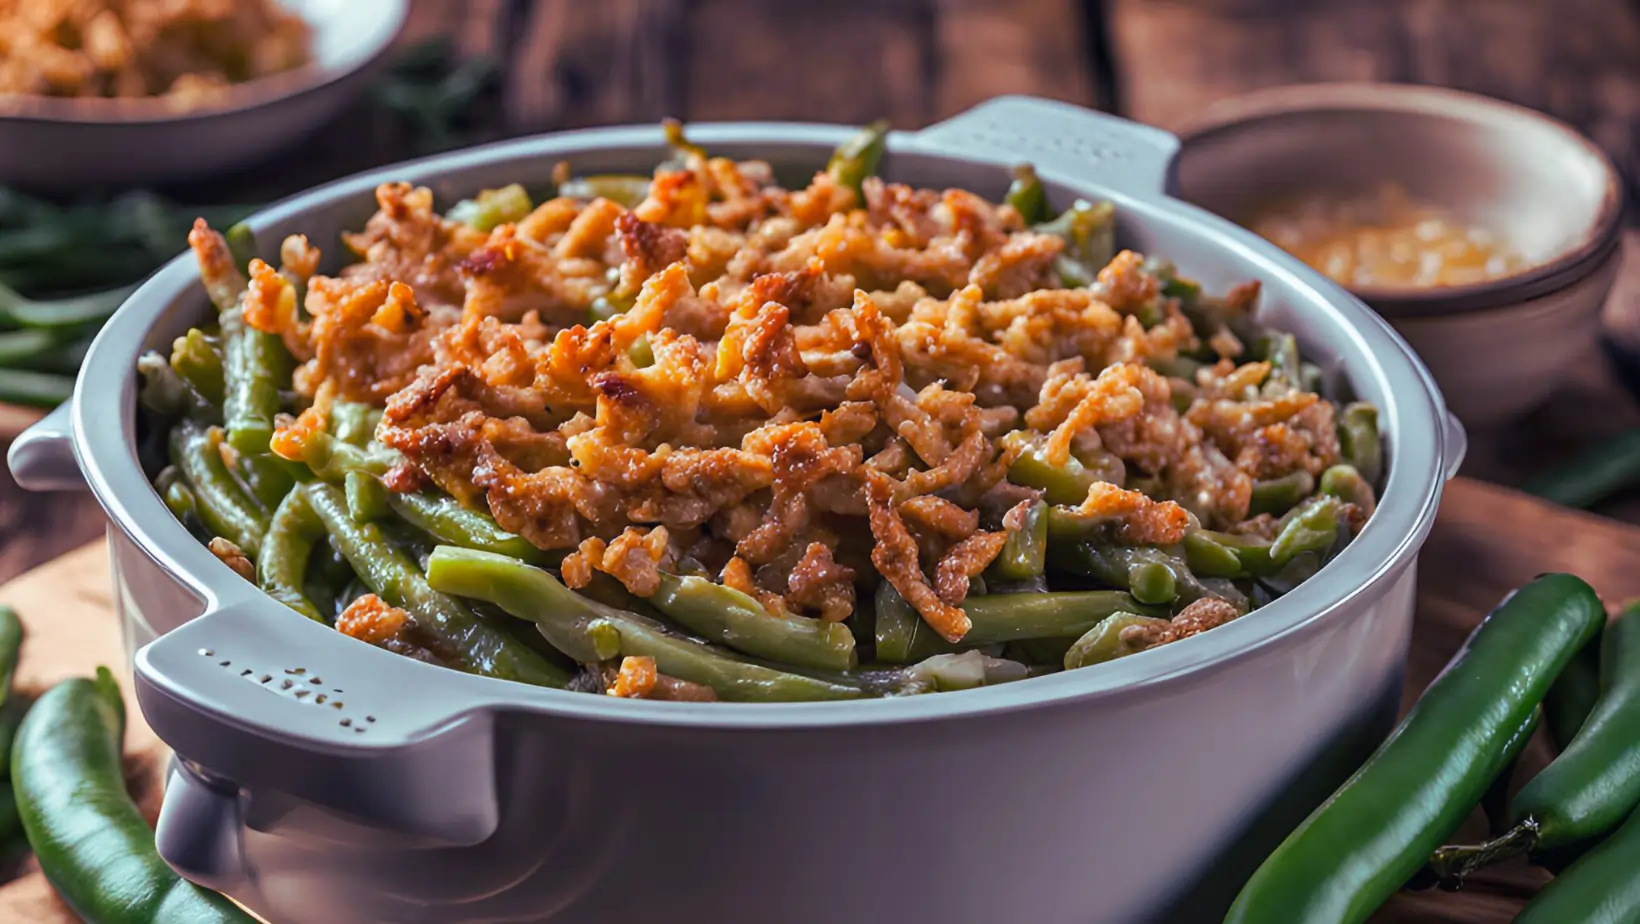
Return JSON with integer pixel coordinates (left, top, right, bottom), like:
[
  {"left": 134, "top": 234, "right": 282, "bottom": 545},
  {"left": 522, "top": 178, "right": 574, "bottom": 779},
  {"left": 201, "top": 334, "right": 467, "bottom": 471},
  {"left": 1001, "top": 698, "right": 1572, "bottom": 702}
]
[{"left": 74, "top": 121, "right": 1451, "bottom": 728}]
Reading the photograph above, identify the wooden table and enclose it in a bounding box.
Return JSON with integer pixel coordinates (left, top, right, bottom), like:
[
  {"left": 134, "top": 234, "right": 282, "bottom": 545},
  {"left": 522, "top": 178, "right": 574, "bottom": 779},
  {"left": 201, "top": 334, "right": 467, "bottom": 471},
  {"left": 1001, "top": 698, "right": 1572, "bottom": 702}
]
[{"left": 2, "top": 2, "right": 1639, "bottom": 919}]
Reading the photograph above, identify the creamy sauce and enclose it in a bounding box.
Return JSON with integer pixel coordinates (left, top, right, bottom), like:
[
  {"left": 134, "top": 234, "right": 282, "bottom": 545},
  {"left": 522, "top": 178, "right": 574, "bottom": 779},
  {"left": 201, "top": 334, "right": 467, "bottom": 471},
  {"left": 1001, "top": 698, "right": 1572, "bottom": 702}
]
[{"left": 1252, "top": 184, "right": 1526, "bottom": 289}]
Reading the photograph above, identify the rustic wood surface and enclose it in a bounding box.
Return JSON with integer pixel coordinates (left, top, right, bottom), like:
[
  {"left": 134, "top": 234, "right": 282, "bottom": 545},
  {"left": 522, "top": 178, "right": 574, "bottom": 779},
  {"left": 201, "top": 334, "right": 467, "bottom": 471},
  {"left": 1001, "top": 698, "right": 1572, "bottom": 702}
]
[
  {"left": 0, "top": 479, "right": 1629, "bottom": 921},
  {"left": 4, "top": 1, "right": 1640, "bottom": 920}
]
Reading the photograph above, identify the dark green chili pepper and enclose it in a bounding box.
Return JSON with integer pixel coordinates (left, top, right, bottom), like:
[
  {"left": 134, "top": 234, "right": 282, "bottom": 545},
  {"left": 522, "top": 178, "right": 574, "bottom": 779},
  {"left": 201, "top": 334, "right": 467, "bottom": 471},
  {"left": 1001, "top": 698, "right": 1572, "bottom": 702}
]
[
  {"left": 1004, "top": 164, "right": 1049, "bottom": 224},
  {"left": 991, "top": 499, "right": 1047, "bottom": 582},
  {"left": 1523, "top": 427, "right": 1640, "bottom": 510},
  {"left": 1225, "top": 574, "right": 1605, "bottom": 924},
  {"left": 1432, "top": 600, "right": 1640, "bottom": 879},
  {"left": 13, "top": 669, "right": 258, "bottom": 923},
  {"left": 1337, "top": 402, "right": 1383, "bottom": 487},
  {"left": 1248, "top": 470, "right": 1315, "bottom": 516},
  {"left": 827, "top": 119, "right": 889, "bottom": 199},
  {"left": 1480, "top": 707, "right": 1541, "bottom": 839},
  {"left": 1545, "top": 636, "right": 1603, "bottom": 751},
  {"left": 1512, "top": 801, "right": 1640, "bottom": 924}
]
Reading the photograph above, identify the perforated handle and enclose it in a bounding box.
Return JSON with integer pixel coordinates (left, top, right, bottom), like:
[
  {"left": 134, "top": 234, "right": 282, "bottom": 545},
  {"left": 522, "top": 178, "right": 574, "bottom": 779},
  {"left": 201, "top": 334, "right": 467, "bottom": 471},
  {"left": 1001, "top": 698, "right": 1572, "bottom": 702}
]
[
  {"left": 138, "top": 601, "right": 502, "bottom": 854},
  {"left": 908, "top": 95, "right": 1180, "bottom": 197}
]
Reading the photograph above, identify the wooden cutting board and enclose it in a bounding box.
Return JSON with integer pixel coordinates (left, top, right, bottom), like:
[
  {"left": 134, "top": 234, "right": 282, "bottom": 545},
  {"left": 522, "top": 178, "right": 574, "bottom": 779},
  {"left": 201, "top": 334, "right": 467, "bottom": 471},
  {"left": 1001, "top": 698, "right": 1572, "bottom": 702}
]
[{"left": 1, "top": 478, "right": 1637, "bottom": 922}]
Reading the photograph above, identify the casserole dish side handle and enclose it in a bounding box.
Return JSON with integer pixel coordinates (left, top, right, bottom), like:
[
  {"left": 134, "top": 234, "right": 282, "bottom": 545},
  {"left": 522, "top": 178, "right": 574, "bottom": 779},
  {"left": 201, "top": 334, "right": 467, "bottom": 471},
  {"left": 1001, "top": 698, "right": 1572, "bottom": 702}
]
[
  {"left": 8, "top": 402, "right": 85, "bottom": 491},
  {"left": 908, "top": 95, "right": 1179, "bottom": 197},
  {"left": 137, "top": 600, "right": 503, "bottom": 888}
]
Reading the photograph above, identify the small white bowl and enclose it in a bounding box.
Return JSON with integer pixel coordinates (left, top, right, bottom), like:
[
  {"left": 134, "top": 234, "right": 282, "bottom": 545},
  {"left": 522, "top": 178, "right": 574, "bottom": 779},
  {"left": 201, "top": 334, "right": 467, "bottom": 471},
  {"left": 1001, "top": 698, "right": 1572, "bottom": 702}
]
[{"left": 0, "top": 0, "right": 408, "bottom": 191}]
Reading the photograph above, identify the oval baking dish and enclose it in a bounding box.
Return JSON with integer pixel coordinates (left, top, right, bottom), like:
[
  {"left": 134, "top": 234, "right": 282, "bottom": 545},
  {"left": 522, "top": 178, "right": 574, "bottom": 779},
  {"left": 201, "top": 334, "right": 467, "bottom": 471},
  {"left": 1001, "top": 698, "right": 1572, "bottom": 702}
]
[{"left": 9, "top": 96, "right": 1463, "bottom": 924}]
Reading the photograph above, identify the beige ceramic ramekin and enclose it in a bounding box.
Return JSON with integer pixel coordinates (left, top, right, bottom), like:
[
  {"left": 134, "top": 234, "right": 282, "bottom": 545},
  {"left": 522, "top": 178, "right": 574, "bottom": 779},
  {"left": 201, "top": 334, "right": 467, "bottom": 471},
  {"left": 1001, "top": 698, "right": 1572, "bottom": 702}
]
[{"left": 1171, "top": 83, "right": 1625, "bottom": 428}]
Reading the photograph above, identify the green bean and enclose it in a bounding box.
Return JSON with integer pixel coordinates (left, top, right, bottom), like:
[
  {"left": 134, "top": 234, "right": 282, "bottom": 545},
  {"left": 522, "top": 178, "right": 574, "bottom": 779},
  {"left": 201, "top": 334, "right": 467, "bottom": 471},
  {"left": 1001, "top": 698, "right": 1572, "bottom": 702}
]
[
  {"left": 137, "top": 352, "right": 191, "bottom": 418},
  {"left": 161, "top": 480, "right": 198, "bottom": 524},
  {"left": 386, "top": 490, "right": 551, "bottom": 565},
  {"left": 0, "top": 328, "right": 64, "bottom": 367},
  {"left": 1270, "top": 496, "right": 1344, "bottom": 564},
  {"left": 647, "top": 573, "right": 857, "bottom": 672},
  {"left": 1320, "top": 463, "right": 1376, "bottom": 517},
  {"left": 662, "top": 118, "right": 707, "bottom": 165},
  {"left": 1035, "top": 199, "right": 1116, "bottom": 287},
  {"left": 589, "top": 291, "right": 634, "bottom": 324},
  {"left": 558, "top": 175, "right": 652, "bottom": 209},
  {"left": 874, "top": 583, "right": 964, "bottom": 664},
  {"left": 1300, "top": 362, "right": 1325, "bottom": 394},
  {"left": 329, "top": 401, "right": 381, "bottom": 447},
  {"left": 1337, "top": 401, "right": 1383, "bottom": 486},
  {"left": 1147, "top": 355, "right": 1203, "bottom": 381},
  {"left": 170, "top": 328, "right": 225, "bottom": 406},
  {"left": 344, "top": 471, "right": 390, "bottom": 523},
  {"left": 232, "top": 450, "right": 301, "bottom": 511},
  {"left": 1142, "top": 257, "right": 1201, "bottom": 302},
  {"left": 992, "top": 499, "right": 1048, "bottom": 581},
  {"left": 13, "top": 336, "right": 90, "bottom": 376},
  {"left": 1049, "top": 541, "right": 1223, "bottom": 606},
  {"left": 225, "top": 222, "right": 258, "bottom": 275},
  {"left": 221, "top": 307, "right": 291, "bottom": 455},
  {"left": 1127, "top": 561, "right": 1177, "bottom": 605},
  {"left": 1523, "top": 428, "right": 1640, "bottom": 510},
  {"left": 1262, "top": 332, "right": 1302, "bottom": 384},
  {"left": 1003, "top": 432, "right": 1121, "bottom": 505},
  {"left": 1063, "top": 612, "right": 1171, "bottom": 670},
  {"left": 258, "top": 489, "right": 325, "bottom": 622},
  {"left": 827, "top": 119, "right": 889, "bottom": 198},
  {"left": 169, "top": 424, "right": 268, "bottom": 559},
  {"left": 0, "top": 280, "right": 133, "bottom": 331},
  {"left": 0, "top": 367, "right": 73, "bottom": 408},
  {"left": 290, "top": 430, "right": 398, "bottom": 482},
  {"left": 1005, "top": 164, "right": 1049, "bottom": 224},
  {"left": 306, "top": 484, "right": 567, "bottom": 687},
  {"left": 1249, "top": 470, "right": 1316, "bottom": 516},
  {"left": 1182, "top": 530, "right": 1245, "bottom": 578},
  {"left": 424, "top": 546, "right": 864, "bottom": 702},
  {"left": 446, "top": 183, "right": 533, "bottom": 231}
]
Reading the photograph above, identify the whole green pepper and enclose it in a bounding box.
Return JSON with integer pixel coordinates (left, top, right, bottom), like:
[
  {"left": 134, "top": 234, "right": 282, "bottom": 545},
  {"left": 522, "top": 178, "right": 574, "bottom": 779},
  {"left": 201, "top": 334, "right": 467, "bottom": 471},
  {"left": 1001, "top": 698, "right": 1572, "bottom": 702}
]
[
  {"left": 13, "top": 669, "right": 258, "bottom": 923},
  {"left": 1225, "top": 574, "right": 1605, "bottom": 924}
]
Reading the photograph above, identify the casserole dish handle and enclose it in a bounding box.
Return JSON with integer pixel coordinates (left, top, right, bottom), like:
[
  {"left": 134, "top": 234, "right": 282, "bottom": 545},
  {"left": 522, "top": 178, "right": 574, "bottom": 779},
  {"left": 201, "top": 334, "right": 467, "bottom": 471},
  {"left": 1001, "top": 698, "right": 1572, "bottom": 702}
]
[
  {"left": 137, "top": 600, "right": 503, "bottom": 889},
  {"left": 8, "top": 401, "right": 85, "bottom": 491},
  {"left": 908, "top": 95, "right": 1178, "bottom": 197}
]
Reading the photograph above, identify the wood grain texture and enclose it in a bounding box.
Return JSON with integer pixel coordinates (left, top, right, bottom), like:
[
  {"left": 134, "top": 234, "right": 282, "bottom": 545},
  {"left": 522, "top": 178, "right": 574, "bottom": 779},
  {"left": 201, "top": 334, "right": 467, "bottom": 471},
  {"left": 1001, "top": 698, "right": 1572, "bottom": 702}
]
[{"left": 0, "top": 480, "right": 1631, "bottom": 921}]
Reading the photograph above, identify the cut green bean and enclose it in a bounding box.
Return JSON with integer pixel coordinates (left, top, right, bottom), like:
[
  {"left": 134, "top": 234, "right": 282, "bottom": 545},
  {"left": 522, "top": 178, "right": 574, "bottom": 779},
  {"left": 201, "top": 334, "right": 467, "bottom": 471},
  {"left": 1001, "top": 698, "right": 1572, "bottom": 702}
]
[
  {"left": 305, "top": 484, "right": 567, "bottom": 686},
  {"left": 1036, "top": 199, "right": 1116, "bottom": 287},
  {"left": 1249, "top": 470, "right": 1316, "bottom": 516},
  {"left": 1320, "top": 464, "right": 1376, "bottom": 517},
  {"left": 446, "top": 184, "right": 533, "bottom": 231},
  {"left": 168, "top": 424, "right": 268, "bottom": 559},
  {"left": 329, "top": 401, "right": 381, "bottom": 447},
  {"left": 345, "top": 471, "right": 391, "bottom": 523},
  {"left": 221, "top": 307, "right": 291, "bottom": 455},
  {"left": 993, "top": 499, "right": 1048, "bottom": 581},
  {"left": 1004, "top": 432, "right": 1120, "bottom": 505},
  {"left": 1049, "top": 542, "right": 1223, "bottom": 606},
  {"left": 1263, "top": 332, "right": 1302, "bottom": 384},
  {"left": 1005, "top": 164, "right": 1049, "bottom": 225},
  {"left": 875, "top": 583, "right": 964, "bottom": 664},
  {"left": 225, "top": 222, "right": 258, "bottom": 276},
  {"left": 1064, "top": 612, "right": 1172, "bottom": 670},
  {"left": 1338, "top": 402, "right": 1383, "bottom": 486},
  {"left": 1271, "top": 496, "right": 1344, "bottom": 564},
  {"left": 170, "top": 329, "right": 225, "bottom": 406},
  {"left": 386, "top": 491, "right": 549, "bottom": 564},
  {"left": 559, "top": 175, "right": 652, "bottom": 209},
  {"left": 232, "top": 450, "right": 301, "bottom": 511},
  {"left": 257, "top": 489, "right": 325, "bottom": 622},
  {"left": 425, "top": 546, "right": 864, "bottom": 702},
  {"left": 827, "top": 119, "right": 889, "bottom": 198},
  {"left": 648, "top": 574, "right": 857, "bottom": 672},
  {"left": 290, "top": 431, "right": 399, "bottom": 482},
  {"left": 161, "top": 480, "right": 198, "bottom": 525}
]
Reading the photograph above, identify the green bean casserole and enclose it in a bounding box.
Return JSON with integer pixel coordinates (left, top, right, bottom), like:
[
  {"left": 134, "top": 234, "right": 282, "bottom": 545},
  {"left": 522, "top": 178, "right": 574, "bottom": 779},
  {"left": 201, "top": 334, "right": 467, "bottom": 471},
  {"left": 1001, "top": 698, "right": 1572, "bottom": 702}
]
[{"left": 138, "top": 121, "right": 1384, "bottom": 702}]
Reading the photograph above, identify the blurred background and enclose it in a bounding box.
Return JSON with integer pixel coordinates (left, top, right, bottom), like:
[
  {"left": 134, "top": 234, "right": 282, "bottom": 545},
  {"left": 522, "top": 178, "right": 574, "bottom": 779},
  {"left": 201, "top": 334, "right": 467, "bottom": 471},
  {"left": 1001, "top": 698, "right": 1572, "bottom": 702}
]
[{"left": 3, "top": 0, "right": 1639, "bottom": 577}]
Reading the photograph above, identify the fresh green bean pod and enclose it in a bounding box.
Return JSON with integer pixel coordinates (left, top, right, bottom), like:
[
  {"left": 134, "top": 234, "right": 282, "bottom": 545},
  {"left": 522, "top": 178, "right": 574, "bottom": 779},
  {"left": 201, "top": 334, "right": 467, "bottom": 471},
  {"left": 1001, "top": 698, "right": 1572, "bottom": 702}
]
[
  {"left": 233, "top": 450, "right": 301, "bottom": 511},
  {"left": 1035, "top": 199, "right": 1116, "bottom": 287},
  {"left": 1337, "top": 401, "right": 1383, "bottom": 486},
  {"left": 874, "top": 583, "right": 964, "bottom": 664},
  {"left": 170, "top": 328, "right": 225, "bottom": 406},
  {"left": 221, "top": 307, "right": 291, "bottom": 455},
  {"left": 0, "top": 282, "right": 133, "bottom": 331},
  {"left": 386, "top": 491, "right": 550, "bottom": 564},
  {"left": 1546, "top": 637, "right": 1603, "bottom": 751},
  {"left": 826, "top": 119, "right": 889, "bottom": 198},
  {"left": 1249, "top": 470, "right": 1315, "bottom": 516},
  {"left": 329, "top": 401, "right": 381, "bottom": 447},
  {"left": 1226, "top": 574, "right": 1606, "bottom": 924},
  {"left": 992, "top": 499, "right": 1048, "bottom": 581},
  {"left": 424, "top": 546, "right": 865, "bottom": 702},
  {"left": 558, "top": 175, "right": 652, "bottom": 209},
  {"left": 306, "top": 484, "right": 568, "bottom": 687},
  {"left": 344, "top": 471, "right": 391, "bottom": 523},
  {"left": 1063, "top": 612, "right": 1171, "bottom": 670},
  {"left": 648, "top": 573, "right": 857, "bottom": 672},
  {"left": 1523, "top": 427, "right": 1640, "bottom": 510},
  {"left": 258, "top": 489, "right": 326, "bottom": 623},
  {"left": 168, "top": 424, "right": 268, "bottom": 559},
  {"left": 13, "top": 669, "right": 257, "bottom": 923},
  {"left": 1004, "top": 164, "right": 1049, "bottom": 224}
]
